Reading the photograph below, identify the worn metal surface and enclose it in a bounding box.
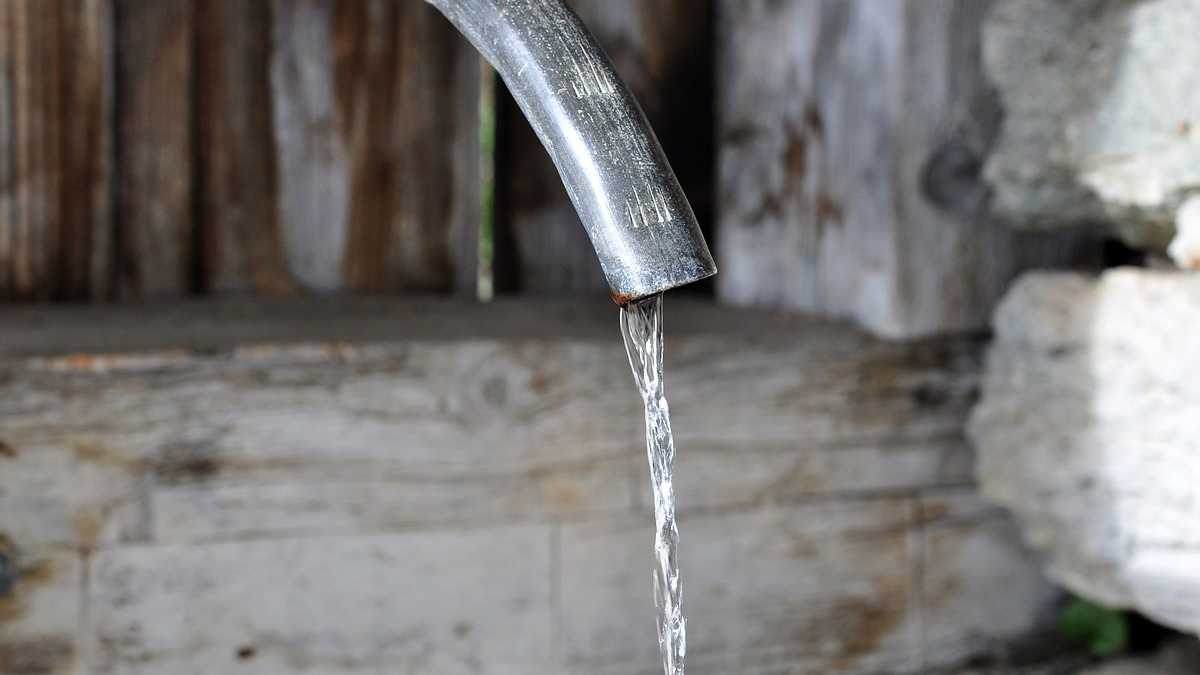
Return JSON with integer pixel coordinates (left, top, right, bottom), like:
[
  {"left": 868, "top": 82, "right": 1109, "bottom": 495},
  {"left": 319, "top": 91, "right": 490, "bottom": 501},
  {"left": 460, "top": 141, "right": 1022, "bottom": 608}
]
[
  {"left": 491, "top": 0, "right": 714, "bottom": 296},
  {"left": 427, "top": 0, "right": 717, "bottom": 303}
]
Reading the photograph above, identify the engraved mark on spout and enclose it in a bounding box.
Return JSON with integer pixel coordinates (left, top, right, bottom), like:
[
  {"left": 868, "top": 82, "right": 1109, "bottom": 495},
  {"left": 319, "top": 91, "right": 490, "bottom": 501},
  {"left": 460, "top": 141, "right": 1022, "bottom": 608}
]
[{"left": 626, "top": 185, "right": 673, "bottom": 229}]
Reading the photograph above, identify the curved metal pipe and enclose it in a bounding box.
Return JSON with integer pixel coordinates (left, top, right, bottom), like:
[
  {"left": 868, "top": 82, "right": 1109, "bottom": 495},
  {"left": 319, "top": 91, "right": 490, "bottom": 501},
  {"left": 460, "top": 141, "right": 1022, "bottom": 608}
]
[{"left": 426, "top": 0, "right": 716, "bottom": 304}]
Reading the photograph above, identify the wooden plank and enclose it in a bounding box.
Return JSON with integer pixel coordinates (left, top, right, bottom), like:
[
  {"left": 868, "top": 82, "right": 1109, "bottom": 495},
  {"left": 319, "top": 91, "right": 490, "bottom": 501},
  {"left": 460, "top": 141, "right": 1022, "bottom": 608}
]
[
  {"left": 1, "top": 340, "right": 642, "bottom": 544},
  {"left": 558, "top": 501, "right": 921, "bottom": 674},
  {"left": 492, "top": 0, "right": 713, "bottom": 295},
  {"left": 270, "top": 0, "right": 479, "bottom": 293},
  {"left": 639, "top": 334, "right": 980, "bottom": 511},
  {"left": 0, "top": 301, "right": 1058, "bottom": 672},
  {"left": 715, "top": 0, "right": 1090, "bottom": 339},
  {"left": 1, "top": 303, "right": 975, "bottom": 543},
  {"left": 113, "top": 0, "right": 193, "bottom": 297},
  {"left": 87, "top": 527, "right": 555, "bottom": 674},
  {"left": 193, "top": 0, "right": 293, "bottom": 294},
  {"left": 0, "top": 0, "right": 113, "bottom": 301}
]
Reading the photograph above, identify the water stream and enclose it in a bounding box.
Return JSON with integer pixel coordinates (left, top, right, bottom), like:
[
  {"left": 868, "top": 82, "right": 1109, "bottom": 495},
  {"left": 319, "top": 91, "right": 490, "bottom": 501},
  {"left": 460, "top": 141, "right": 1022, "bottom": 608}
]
[{"left": 620, "top": 294, "right": 686, "bottom": 675}]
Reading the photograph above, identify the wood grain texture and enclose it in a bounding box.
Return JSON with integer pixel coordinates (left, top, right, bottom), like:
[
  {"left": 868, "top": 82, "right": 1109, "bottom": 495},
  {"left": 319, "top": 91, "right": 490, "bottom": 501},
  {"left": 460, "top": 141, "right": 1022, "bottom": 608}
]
[
  {"left": 716, "top": 0, "right": 1089, "bottom": 339},
  {"left": 0, "top": 301, "right": 1060, "bottom": 672},
  {"left": 560, "top": 500, "right": 921, "bottom": 674},
  {"left": 270, "top": 0, "right": 479, "bottom": 294},
  {"left": 113, "top": 0, "right": 193, "bottom": 297},
  {"left": 194, "top": 0, "right": 293, "bottom": 295},
  {"left": 89, "top": 528, "right": 555, "bottom": 674},
  {"left": 0, "top": 0, "right": 112, "bottom": 301},
  {"left": 492, "top": 0, "right": 713, "bottom": 295}
]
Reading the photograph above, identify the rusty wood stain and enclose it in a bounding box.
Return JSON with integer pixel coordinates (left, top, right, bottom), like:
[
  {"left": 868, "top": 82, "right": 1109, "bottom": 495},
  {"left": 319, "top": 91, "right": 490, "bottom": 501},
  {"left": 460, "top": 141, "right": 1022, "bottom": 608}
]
[
  {"left": 540, "top": 477, "right": 585, "bottom": 511},
  {"left": 72, "top": 442, "right": 138, "bottom": 469},
  {"left": 0, "top": 553, "right": 56, "bottom": 624},
  {"left": 829, "top": 574, "right": 909, "bottom": 670},
  {"left": 815, "top": 192, "right": 843, "bottom": 224},
  {"left": 0, "top": 637, "right": 76, "bottom": 675}
]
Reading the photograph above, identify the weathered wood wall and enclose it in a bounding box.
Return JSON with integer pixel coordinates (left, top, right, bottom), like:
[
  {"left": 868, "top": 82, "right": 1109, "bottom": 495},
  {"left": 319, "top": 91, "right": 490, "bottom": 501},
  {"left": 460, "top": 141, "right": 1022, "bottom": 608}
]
[
  {"left": 715, "top": 0, "right": 1095, "bottom": 338},
  {"left": 0, "top": 300, "right": 1059, "bottom": 674},
  {"left": 0, "top": 0, "right": 112, "bottom": 301},
  {"left": 0, "top": 0, "right": 716, "bottom": 303},
  {"left": 0, "top": 0, "right": 479, "bottom": 300},
  {"left": 2, "top": 0, "right": 1103, "bottom": 334}
]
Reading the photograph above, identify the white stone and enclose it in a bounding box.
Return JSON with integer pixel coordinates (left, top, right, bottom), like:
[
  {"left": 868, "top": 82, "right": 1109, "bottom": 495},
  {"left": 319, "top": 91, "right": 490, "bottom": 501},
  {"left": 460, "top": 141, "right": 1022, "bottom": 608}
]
[
  {"left": 983, "top": 0, "right": 1200, "bottom": 249},
  {"left": 1167, "top": 196, "right": 1200, "bottom": 269},
  {"left": 970, "top": 270, "right": 1200, "bottom": 635}
]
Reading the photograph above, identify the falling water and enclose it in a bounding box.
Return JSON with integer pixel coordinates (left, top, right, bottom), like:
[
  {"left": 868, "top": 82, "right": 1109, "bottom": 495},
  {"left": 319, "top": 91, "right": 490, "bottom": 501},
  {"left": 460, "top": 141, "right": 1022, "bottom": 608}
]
[{"left": 620, "top": 293, "right": 685, "bottom": 675}]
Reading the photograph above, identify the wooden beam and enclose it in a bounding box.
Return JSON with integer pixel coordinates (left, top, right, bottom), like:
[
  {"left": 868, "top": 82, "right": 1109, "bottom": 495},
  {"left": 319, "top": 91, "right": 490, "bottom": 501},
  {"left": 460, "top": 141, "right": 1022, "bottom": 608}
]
[{"left": 0, "top": 300, "right": 1059, "bottom": 672}]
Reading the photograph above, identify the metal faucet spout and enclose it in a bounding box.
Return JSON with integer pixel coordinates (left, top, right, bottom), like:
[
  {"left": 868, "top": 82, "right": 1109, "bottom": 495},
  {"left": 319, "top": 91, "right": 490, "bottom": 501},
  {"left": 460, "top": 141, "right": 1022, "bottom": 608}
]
[{"left": 426, "top": 0, "right": 717, "bottom": 304}]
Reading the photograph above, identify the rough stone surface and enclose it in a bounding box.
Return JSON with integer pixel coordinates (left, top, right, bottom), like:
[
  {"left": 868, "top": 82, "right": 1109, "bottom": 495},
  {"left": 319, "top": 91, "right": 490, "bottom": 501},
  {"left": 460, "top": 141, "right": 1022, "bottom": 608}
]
[
  {"left": 983, "top": 0, "right": 1200, "bottom": 250},
  {"left": 970, "top": 269, "right": 1200, "bottom": 636},
  {"left": 1167, "top": 195, "right": 1200, "bottom": 269}
]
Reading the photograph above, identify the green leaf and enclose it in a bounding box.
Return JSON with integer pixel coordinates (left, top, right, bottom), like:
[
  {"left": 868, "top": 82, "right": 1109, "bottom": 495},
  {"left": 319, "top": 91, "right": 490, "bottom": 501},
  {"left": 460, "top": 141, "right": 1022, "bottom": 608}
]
[{"left": 1058, "top": 597, "right": 1129, "bottom": 657}]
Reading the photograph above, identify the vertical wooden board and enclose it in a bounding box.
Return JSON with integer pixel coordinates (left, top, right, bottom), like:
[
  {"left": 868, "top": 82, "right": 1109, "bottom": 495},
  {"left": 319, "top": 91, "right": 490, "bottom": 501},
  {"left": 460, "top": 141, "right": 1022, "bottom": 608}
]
[
  {"left": 113, "top": 0, "right": 193, "bottom": 297},
  {"left": 558, "top": 502, "right": 920, "bottom": 674},
  {"left": 716, "top": 0, "right": 1087, "bottom": 339},
  {"left": 716, "top": 0, "right": 902, "bottom": 334},
  {"left": 891, "top": 0, "right": 1013, "bottom": 336},
  {"left": 268, "top": 0, "right": 345, "bottom": 292},
  {"left": 0, "top": 0, "right": 112, "bottom": 301},
  {"left": 492, "top": 0, "right": 713, "bottom": 295},
  {"left": 193, "top": 0, "right": 293, "bottom": 295},
  {"left": 87, "top": 527, "right": 555, "bottom": 674},
  {"left": 270, "top": 0, "right": 478, "bottom": 294}
]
